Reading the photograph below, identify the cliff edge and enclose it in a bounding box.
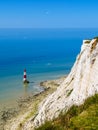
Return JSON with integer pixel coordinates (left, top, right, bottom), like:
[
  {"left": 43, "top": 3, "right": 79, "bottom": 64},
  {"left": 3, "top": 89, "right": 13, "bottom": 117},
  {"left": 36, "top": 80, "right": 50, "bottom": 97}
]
[{"left": 24, "top": 38, "right": 98, "bottom": 129}]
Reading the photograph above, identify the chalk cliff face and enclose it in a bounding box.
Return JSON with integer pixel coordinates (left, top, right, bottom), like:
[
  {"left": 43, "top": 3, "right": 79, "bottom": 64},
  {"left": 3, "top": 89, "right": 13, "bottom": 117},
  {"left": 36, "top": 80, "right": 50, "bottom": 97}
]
[{"left": 33, "top": 38, "right": 98, "bottom": 127}]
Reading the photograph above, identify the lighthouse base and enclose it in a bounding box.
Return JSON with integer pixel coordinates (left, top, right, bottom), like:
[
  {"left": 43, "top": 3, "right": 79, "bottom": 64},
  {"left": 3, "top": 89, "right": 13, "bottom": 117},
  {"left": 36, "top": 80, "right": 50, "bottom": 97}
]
[{"left": 23, "top": 80, "right": 30, "bottom": 84}]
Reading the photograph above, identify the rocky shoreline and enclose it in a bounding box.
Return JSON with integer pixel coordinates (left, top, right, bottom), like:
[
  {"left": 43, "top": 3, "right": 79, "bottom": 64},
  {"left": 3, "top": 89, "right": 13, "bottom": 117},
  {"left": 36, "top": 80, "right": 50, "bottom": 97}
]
[{"left": 0, "top": 76, "right": 66, "bottom": 130}]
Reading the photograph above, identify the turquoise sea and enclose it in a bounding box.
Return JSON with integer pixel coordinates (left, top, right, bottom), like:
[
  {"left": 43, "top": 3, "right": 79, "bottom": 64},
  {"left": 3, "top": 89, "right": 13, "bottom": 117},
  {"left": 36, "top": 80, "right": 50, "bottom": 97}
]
[{"left": 0, "top": 28, "right": 98, "bottom": 107}]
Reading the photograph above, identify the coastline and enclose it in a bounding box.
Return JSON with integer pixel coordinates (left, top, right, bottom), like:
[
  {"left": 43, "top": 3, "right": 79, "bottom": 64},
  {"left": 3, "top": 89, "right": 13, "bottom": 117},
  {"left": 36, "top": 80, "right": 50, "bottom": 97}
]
[{"left": 0, "top": 76, "right": 66, "bottom": 130}]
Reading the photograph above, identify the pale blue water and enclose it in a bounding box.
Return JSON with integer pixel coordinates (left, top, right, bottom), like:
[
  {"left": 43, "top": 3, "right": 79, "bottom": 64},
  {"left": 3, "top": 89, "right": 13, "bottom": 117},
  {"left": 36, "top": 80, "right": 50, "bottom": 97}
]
[{"left": 0, "top": 28, "right": 98, "bottom": 107}]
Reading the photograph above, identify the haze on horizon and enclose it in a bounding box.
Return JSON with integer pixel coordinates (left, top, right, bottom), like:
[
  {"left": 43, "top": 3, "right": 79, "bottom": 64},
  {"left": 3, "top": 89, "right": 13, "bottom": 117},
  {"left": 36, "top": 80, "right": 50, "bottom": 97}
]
[{"left": 0, "top": 0, "right": 98, "bottom": 28}]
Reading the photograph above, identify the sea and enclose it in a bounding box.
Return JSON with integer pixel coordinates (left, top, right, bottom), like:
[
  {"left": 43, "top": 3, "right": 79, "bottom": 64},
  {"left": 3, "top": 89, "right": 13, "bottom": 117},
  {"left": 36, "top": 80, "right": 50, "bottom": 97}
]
[{"left": 0, "top": 28, "right": 98, "bottom": 108}]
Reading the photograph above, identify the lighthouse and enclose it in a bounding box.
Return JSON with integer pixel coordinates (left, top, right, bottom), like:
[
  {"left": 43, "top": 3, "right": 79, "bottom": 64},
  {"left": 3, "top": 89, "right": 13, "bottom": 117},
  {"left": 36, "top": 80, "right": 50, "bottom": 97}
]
[{"left": 23, "top": 69, "right": 29, "bottom": 84}]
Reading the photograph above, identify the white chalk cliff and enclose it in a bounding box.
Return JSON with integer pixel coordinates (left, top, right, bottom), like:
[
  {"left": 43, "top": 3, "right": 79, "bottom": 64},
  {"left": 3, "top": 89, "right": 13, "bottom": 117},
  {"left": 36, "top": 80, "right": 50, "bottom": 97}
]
[{"left": 27, "top": 38, "right": 98, "bottom": 129}]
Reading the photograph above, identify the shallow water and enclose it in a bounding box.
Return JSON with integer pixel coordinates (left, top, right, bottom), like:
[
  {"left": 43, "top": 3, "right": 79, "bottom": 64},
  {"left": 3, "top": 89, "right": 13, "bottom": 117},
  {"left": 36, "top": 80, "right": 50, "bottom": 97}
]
[{"left": 0, "top": 28, "right": 98, "bottom": 107}]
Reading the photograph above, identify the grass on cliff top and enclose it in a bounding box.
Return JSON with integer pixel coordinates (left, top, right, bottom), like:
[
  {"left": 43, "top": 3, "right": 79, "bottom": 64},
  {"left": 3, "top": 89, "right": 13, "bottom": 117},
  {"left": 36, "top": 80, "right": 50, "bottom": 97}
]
[
  {"left": 35, "top": 94, "right": 98, "bottom": 130},
  {"left": 94, "top": 36, "right": 98, "bottom": 39}
]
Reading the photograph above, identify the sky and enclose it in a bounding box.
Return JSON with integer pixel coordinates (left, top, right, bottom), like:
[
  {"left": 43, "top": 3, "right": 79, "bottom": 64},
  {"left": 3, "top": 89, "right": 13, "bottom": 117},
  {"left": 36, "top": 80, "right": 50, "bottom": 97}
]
[{"left": 0, "top": 0, "right": 98, "bottom": 28}]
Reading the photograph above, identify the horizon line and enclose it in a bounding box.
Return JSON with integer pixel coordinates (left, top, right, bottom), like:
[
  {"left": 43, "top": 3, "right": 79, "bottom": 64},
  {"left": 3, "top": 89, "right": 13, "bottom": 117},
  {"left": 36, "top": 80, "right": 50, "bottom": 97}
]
[{"left": 0, "top": 27, "right": 98, "bottom": 29}]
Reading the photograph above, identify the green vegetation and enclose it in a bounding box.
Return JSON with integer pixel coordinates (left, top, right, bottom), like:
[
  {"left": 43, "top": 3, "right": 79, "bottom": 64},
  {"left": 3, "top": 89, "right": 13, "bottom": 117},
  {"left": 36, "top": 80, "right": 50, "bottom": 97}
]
[
  {"left": 66, "top": 89, "right": 73, "bottom": 97},
  {"left": 94, "top": 36, "right": 98, "bottom": 42},
  {"left": 35, "top": 94, "right": 98, "bottom": 130},
  {"left": 84, "top": 40, "right": 91, "bottom": 44},
  {"left": 94, "top": 36, "right": 98, "bottom": 39},
  {"left": 91, "top": 40, "right": 97, "bottom": 53}
]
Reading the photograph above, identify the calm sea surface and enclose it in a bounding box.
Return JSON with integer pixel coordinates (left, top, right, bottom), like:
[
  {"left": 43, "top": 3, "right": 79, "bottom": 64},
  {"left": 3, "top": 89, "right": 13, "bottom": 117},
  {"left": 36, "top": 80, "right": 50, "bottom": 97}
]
[{"left": 0, "top": 28, "right": 98, "bottom": 107}]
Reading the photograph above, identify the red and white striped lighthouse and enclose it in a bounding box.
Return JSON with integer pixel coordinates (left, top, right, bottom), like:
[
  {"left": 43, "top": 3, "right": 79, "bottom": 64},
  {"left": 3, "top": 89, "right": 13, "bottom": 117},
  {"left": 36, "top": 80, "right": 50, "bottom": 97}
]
[
  {"left": 23, "top": 69, "right": 29, "bottom": 84},
  {"left": 23, "top": 69, "right": 27, "bottom": 82}
]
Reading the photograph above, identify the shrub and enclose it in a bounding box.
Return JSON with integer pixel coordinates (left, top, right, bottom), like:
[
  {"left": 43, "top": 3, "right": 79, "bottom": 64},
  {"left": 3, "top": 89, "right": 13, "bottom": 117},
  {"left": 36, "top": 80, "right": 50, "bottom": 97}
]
[
  {"left": 84, "top": 40, "right": 91, "bottom": 44},
  {"left": 67, "top": 89, "right": 73, "bottom": 97},
  {"left": 35, "top": 121, "right": 63, "bottom": 130},
  {"left": 35, "top": 94, "right": 98, "bottom": 130}
]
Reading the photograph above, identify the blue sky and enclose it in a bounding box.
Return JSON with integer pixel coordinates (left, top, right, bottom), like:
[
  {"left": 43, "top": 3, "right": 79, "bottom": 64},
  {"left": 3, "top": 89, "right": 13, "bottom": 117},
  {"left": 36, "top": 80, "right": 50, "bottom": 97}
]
[{"left": 0, "top": 0, "right": 98, "bottom": 28}]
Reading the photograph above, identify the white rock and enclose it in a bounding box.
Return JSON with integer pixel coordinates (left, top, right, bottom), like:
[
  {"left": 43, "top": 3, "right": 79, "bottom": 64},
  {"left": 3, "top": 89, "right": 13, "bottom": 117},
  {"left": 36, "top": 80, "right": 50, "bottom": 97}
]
[{"left": 27, "top": 38, "right": 98, "bottom": 128}]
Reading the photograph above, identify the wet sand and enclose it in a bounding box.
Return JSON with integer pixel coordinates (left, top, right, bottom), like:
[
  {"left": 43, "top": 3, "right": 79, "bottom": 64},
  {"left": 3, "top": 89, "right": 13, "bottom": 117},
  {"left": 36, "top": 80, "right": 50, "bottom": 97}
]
[{"left": 0, "top": 76, "right": 66, "bottom": 130}]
